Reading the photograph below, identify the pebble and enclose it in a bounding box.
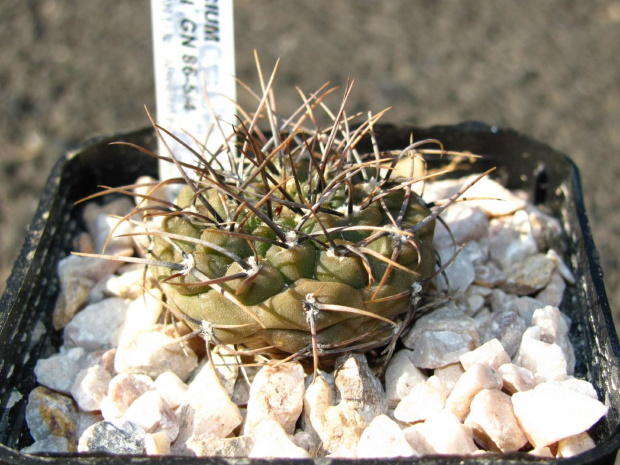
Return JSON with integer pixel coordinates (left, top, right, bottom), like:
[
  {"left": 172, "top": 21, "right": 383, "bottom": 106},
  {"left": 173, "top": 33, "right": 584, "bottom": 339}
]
[
  {"left": 407, "top": 411, "right": 479, "bottom": 455},
  {"left": 123, "top": 390, "right": 179, "bottom": 441},
  {"left": 530, "top": 445, "right": 555, "bottom": 457},
  {"left": 512, "top": 382, "right": 608, "bottom": 447},
  {"left": 410, "top": 330, "right": 477, "bottom": 369},
  {"left": 53, "top": 277, "right": 93, "bottom": 331},
  {"left": 63, "top": 297, "right": 130, "bottom": 351},
  {"left": 533, "top": 305, "right": 569, "bottom": 342},
  {"left": 434, "top": 244, "right": 476, "bottom": 292},
  {"left": 433, "top": 363, "right": 464, "bottom": 394},
  {"left": 433, "top": 205, "right": 489, "bottom": 250},
  {"left": 78, "top": 418, "right": 146, "bottom": 454},
  {"left": 334, "top": 354, "right": 387, "bottom": 423},
  {"left": 463, "top": 176, "right": 528, "bottom": 217},
  {"left": 173, "top": 359, "right": 242, "bottom": 451},
  {"left": 25, "top": 387, "right": 78, "bottom": 449},
  {"left": 321, "top": 401, "right": 367, "bottom": 456},
  {"left": 516, "top": 326, "right": 568, "bottom": 383},
  {"left": 193, "top": 351, "right": 238, "bottom": 398},
  {"left": 293, "top": 430, "right": 319, "bottom": 455},
  {"left": 76, "top": 410, "right": 104, "bottom": 441},
  {"left": 502, "top": 253, "right": 556, "bottom": 295},
  {"left": 488, "top": 210, "right": 537, "bottom": 269},
  {"left": 510, "top": 295, "right": 546, "bottom": 326},
  {"left": 232, "top": 366, "right": 261, "bottom": 406},
  {"left": 72, "top": 231, "right": 95, "bottom": 253},
  {"left": 445, "top": 363, "right": 503, "bottom": 422},
  {"left": 384, "top": 349, "right": 427, "bottom": 407},
  {"left": 478, "top": 309, "right": 526, "bottom": 358},
  {"left": 401, "top": 423, "right": 434, "bottom": 455},
  {"left": 527, "top": 206, "right": 563, "bottom": 251},
  {"left": 133, "top": 175, "right": 169, "bottom": 210},
  {"left": 459, "top": 291, "right": 486, "bottom": 316},
  {"left": 474, "top": 262, "right": 506, "bottom": 287},
  {"left": 497, "top": 363, "right": 536, "bottom": 394},
  {"left": 144, "top": 431, "right": 172, "bottom": 455},
  {"left": 189, "top": 435, "right": 254, "bottom": 457},
  {"left": 100, "top": 373, "right": 155, "bottom": 420},
  {"left": 394, "top": 376, "right": 449, "bottom": 423},
  {"left": 459, "top": 338, "right": 511, "bottom": 370},
  {"left": 427, "top": 175, "right": 526, "bottom": 217},
  {"left": 403, "top": 305, "right": 479, "bottom": 349},
  {"left": 117, "top": 288, "right": 164, "bottom": 347},
  {"left": 53, "top": 251, "right": 132, "bottom": 330},
  {"left": 547, "top": 249, "right": 576, "bottom": 285},
  {"left": 532, "top": 305, "right": 575, "bottom": 375},
  {"left": 96, "top": 264, "right": 153, "bottom": 300},
  {"left": 357, "top": 414, "right": 417, "bottom": 458},
  {"left": 114, "top": 326, "right": 198, "bottom": 381},
  {"left": 249, "top": 419, "right": 310, "bottom": 458},
  {"left": 80, "top": 348, "right": 116, "bottom": 376},
  {"left": 554, "top": 377, "right": 599, "bottom": 399},
  {"left": 536, "top": 271, "right": 566, "bottom": 307},
  {"left": 244, "top": 362, "right": 305, "bottom": 435},
  {"left": 464, "top": 389, "right": 528, "bottom": 452},
  {"left": 21, "top": 436, "right": 70, "bottom": 454},
  {"left": 71, "top": 365, "right": 112, "bottom": 412},
  {"left": 303, "top": 373, "right": 334, "bottom": 442},
  {"left": 467, "top": 283, "right": 494, "bottom": 301},
  {"left": 154, "top": 371, "right": 188, "bottom": 409},
  {"left": 556, "top": 432, "right": 596, "bottom": 458},
  {"left": 83, "top": 199, "right": 137, "bottom": 255},
  {"left": 33, "top": 347, "right": 85, "bottom": 394}
]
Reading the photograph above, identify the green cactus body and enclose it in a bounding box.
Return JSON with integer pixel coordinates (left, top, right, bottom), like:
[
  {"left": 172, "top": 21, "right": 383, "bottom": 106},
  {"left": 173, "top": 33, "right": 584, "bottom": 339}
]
[
  {"left": 150, "top": 174, "right": 435, "bottom": 356},
  {"left": 132, "top": 76, "right": 444, "bottom": 362}
]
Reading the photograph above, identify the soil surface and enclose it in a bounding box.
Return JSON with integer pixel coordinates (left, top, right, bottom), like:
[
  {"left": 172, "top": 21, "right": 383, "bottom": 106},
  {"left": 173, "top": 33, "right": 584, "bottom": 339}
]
[{"left": 1, "top": 2, "right": 619, "bottom": 331}]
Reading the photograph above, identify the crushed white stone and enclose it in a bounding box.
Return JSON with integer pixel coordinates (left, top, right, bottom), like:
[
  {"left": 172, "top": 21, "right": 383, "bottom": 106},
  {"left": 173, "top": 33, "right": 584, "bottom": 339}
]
[
  {"left": 409, "top": 410, "right": 479, "bottom": 455},
  {"left": 512, "top": 382, "right": 608, "bottom": 447},
  {"left": 63, "top": 297, "right": 130, "bottom": 351},
  {"left": 34, "top": 347, "right": 85, "bottom": 394},
  {"left": 464, "top": 388, "right": 528, "bottom": 452},
  {"left": 459, "top": 338, "right": 510, "bottom": 370},
  {"left": 244, "top": 362, "right": 305, "bottom": 436},
  {"left": 114, "top": 326, "right": 198, "bottom": 381},
  {"left": 357, "top": 414, "right": 417, "bottom": 458},
  {"left": 333, "top": 353, "right": 387, "bottom": 423},
  {"left": 393, "top": 376, "right": 449, "bottom": 424},
  {"left": 27, "top": 174, "right": 609, "bottom": 460},
  {"left": 497, "top": 363, "right": 536, "bottom": 394},
  {"left": 433, "top": 362, "right": 464, "bottom": 394},
  {"left": 516, "top": 326, "right": 568, "bottom": 383},
  {"left": 173, "top": 358, "right": 242, "bottom": 453},
  {"left": 144, "top": 431, "right": 172, "bottom": 455},
  {"left": 71, "top": 365, "right": 111, "bottom": 412},
  {"left": 154, "top": 371, "right": 188, "bottom": 410},
  {"left": 100, "top": 373, "right": 155, "bottom": 420},
  {"left": 445, "top": 363, "right": 503, "bottom": 422},
  {"left": 248, "top": 419, "right": 310, "bottom": 458},
  {"left": 384, "top": 349, "right": 427, "bottom": 407},
  {"left": 122, "top": 390, "right": 179, "bottom": 442},
  {"left": 556, "top": 432, "right": 596, "bottom": 458}
]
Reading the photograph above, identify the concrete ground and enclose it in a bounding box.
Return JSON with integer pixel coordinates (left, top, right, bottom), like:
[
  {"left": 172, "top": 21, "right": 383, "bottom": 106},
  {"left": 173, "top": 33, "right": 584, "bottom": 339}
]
[{"left": 1, "top": 0, "right": 619, "bottom": 365}]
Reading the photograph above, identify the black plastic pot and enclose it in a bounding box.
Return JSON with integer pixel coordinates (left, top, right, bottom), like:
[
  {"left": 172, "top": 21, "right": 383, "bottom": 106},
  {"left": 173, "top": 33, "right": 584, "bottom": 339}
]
[{"left": 1, "top": 123, "right": 619, "bottom": 464}]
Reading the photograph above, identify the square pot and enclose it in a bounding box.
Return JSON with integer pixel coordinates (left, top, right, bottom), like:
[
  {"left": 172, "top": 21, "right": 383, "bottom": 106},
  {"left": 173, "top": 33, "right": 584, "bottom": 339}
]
[{"left": 1, "top": 123, "right": 619, "bottom": 464}]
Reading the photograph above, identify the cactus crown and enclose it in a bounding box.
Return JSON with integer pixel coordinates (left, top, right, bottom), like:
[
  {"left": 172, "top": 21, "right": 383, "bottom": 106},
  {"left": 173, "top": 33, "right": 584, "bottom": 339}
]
[{"left": 84, "top": 61, "right": 474, "bottom": 371}]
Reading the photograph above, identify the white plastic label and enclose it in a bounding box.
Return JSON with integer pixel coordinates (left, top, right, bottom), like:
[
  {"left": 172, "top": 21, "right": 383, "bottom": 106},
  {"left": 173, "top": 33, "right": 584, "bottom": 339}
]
[{"left": 151, "top": 0, "right": 236, "bottom": 180}]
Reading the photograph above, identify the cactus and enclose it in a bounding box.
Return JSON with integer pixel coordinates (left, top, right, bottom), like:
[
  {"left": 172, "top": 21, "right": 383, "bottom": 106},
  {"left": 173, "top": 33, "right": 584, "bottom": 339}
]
[{"left": 87, "top": 63, "right": 473, "bottom": 369}]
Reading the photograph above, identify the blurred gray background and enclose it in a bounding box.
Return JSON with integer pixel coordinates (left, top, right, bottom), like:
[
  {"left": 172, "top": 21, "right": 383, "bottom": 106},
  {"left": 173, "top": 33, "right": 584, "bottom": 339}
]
[{"left": 1, "top": 0, "right": 619, "bottom": 340}]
